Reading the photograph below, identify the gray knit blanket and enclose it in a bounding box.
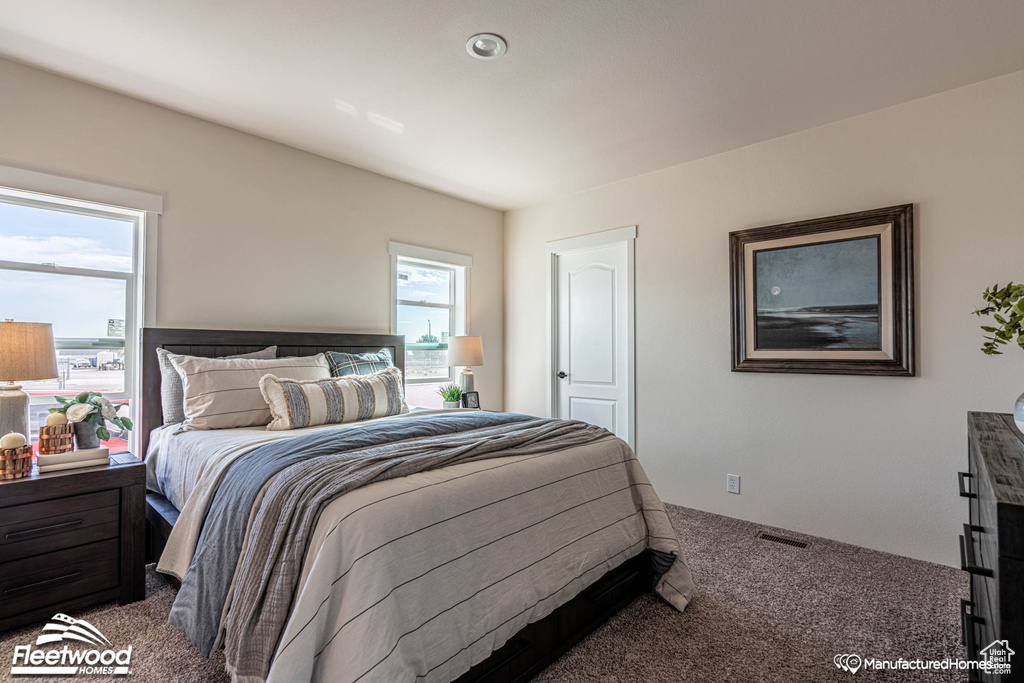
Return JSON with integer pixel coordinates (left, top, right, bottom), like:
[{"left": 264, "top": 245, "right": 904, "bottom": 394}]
[{"left": 220, "top": 417, "right": 613, "bottom": 682}]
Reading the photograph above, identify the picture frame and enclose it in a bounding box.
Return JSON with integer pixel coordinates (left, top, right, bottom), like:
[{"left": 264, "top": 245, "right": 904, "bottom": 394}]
[
  {"left": 462, "top": 391, "right": 480, "bottom": 409},
  {"left": 729, "top": 204, "right": 915, "bottom": 376}
]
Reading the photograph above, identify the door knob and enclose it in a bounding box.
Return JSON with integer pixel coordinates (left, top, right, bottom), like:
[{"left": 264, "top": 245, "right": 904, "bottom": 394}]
[{"left": 557, "top": 371, "right": 567, "bottom": 379}]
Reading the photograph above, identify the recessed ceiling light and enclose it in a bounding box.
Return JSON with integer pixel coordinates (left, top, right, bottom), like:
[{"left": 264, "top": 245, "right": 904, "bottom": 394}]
[{"left": 466, "top": 33, "right": 507, "bottom": 60}]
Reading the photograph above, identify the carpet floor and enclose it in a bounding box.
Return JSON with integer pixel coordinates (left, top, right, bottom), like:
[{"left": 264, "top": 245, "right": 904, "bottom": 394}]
[{"left": 0, "top": 505, "right": 967, "bottom": 682}]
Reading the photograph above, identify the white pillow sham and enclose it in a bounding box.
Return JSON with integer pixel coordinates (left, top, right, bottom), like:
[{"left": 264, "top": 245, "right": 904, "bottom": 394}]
[
  {"left": 157, "top": 346, "right": 277, "bottom": 425},
  {"left": 170, "top": 353, "right": 330, "bottom": 431}
]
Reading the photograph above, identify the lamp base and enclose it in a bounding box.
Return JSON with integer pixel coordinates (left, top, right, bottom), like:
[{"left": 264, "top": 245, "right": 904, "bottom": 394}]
[
  {"left": 0, "top": 382, "right": 29, "bottom": 438},
  {"left": 459, "top": 367, "right": 475, "bottom": 393}
]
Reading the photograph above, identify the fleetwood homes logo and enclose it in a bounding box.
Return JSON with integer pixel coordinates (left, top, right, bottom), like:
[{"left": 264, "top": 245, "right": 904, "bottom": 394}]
[{"left": 10, "top": 614, "right": 132, "bottom": 676}]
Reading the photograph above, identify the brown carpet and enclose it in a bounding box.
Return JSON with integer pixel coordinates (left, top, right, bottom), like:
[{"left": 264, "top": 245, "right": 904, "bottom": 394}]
[{"left": 0, "top": 505, "right": 966, "bottom": 682}]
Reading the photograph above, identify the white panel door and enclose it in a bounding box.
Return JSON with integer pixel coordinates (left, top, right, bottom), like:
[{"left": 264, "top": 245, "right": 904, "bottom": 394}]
[{"left": 554, "top": 241, "right": 631, "bottom": 444}]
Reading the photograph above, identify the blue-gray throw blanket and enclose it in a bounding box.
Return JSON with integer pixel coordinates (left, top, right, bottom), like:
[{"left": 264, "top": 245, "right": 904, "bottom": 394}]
[{"left": 169, "top": 412, "right": 535, "bottom": 657}]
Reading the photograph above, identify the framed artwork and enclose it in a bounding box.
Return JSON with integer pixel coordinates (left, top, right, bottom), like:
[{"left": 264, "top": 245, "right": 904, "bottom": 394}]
[
  {"left": 461, "top": 391, "right": 480, "bottom": 409},
  {"left": 729, "top": 204, "right": 915, "bottom": 376}
]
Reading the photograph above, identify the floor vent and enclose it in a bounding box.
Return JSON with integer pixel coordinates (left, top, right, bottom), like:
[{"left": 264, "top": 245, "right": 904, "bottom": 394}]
[{"left": 756, "top": 531, "right": 810, "bottom": 549}]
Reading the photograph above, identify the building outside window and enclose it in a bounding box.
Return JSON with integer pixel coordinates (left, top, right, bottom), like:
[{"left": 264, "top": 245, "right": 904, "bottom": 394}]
[
  {"left": 389, "top": 242, "right": 470, "bottom": 409},
  {"left": 0, "top": 187, "right": 149, "bottom": 451}
]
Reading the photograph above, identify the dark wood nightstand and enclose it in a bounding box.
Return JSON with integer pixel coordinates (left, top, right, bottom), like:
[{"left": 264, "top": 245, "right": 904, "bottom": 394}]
[{"left": 0, "top": 452, "right": 146, "bottom": 632}]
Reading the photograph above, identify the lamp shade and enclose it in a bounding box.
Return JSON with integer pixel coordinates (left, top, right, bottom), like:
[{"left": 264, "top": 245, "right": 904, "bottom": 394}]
[
  {"left": 448, "top": 335, "right": 484, "bottom": 367},
  {"left": 0, "top": 320, "right": 58, "bottom": 381}
]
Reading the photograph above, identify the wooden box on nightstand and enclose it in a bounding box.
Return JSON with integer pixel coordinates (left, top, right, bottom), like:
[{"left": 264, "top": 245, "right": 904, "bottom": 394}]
[{"left": 0, "top": 452, "right": 145, "bottom": 632}]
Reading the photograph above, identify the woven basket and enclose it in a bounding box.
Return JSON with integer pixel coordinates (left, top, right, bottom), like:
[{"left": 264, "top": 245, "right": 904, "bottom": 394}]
[
  {"left": 39, "top": 424, "right": 75, "bottom": 455},
  {"left": 0, "top": 445, "right": 32, "bottom": 480}
]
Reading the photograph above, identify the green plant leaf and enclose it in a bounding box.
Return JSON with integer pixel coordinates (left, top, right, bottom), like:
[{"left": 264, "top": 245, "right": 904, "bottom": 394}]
[
  {"left": 96, "top": 427, "right": 110, "bottom": 441},
  {"left": 76, "top": 392, "right": 90, "bottom": 403},
  {"left": 120, "top": 417, "right": 133, "bottom": 431}
]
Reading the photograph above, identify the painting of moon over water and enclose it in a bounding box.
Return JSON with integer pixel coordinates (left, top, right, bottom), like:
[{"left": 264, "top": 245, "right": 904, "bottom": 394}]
[{"left": 754, "top": 236, "right": 881, "bottom": 350}]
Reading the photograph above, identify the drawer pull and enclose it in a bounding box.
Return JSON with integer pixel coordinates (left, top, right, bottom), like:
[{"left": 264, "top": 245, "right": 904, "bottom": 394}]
[
  {"left": 4, "top": 572, "right": 82, "bottom": 596},
  {"left": 959, "top": 524, "right": 993, "bottom": 577},
  {"left": 958, "top": 471, "right": 976, "bottom": 498},
  {"left": 5, "top": 519, "right": 83, "bottom": 541}
]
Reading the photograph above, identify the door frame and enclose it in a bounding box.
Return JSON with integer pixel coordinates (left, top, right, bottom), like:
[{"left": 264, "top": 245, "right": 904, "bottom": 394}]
[{"left": 546, "top": 225, "right": 636, "bottom": 448}]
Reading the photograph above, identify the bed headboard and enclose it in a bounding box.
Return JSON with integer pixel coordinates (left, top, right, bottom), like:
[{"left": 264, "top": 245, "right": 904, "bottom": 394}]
[{"left": 139, "top": 327, "right": 405, "bottom": 456}]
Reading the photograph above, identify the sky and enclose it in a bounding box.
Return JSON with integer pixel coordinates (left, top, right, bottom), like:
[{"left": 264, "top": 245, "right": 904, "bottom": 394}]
[
  {"left": 755, "top": 236, "right": 880, "bottom": 311},
  {"left": 396, "top": 263, "right": 452, "bottom": 343},
  {"left": 0, "top": 200, "right": 132, "bottom": 338}
]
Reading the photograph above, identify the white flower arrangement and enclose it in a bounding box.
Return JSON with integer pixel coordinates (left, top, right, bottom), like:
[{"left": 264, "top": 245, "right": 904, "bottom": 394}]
[{"left": 51, "top": 392, "right": 133, "bottom": 442}]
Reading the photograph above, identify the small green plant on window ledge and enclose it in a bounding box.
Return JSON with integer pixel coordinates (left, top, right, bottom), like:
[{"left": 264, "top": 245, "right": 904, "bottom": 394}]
[
  {"left": 438, "top": 384, "right": 463, "bottom": 403},
  {"left": 974, "top": 282, "right": 1024, "bottom": 355}
]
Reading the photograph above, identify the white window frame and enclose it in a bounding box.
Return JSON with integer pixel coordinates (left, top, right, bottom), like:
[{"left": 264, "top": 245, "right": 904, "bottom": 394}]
[
  {"left": 0, "top": 164, "right": 162, "bottom": 454},
  {"left": 388, "top": 241, "right": 471, "bottom": 385}
]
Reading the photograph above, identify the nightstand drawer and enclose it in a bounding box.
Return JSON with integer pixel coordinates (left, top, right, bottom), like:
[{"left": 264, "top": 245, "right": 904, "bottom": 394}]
[
  {"left": 0, "top": 490, "right": 119, "bottom": 562},
  {"left": 0, "top": 539, "right": 119, "bottom": 619}
]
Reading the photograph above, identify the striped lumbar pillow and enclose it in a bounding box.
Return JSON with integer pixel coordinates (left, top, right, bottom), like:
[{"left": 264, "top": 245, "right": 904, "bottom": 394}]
[
  {"left": 170, "top": 353, "right": 331, "bottom": 431},
  {"left": 259, "top": 366, "right": 408, "bottom": 431}
]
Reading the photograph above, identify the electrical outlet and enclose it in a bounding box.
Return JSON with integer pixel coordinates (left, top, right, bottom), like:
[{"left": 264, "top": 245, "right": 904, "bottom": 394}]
[{"left": 727, "top": 474, "right": 740, "bottom": 494}]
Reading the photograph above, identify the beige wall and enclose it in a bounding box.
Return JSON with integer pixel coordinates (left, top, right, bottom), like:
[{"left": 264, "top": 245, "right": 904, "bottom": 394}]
[
  {"left": 505, "top": 70, "right": 1024, "bottom": 566},
  {"left": 0, "top": 57, "right": 504, "bottom": 409}
]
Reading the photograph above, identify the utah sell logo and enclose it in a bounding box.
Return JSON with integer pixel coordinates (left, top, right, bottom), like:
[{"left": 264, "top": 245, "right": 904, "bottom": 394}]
[{"left": 10, "top": 614, "right": 132, "bottom": 676}]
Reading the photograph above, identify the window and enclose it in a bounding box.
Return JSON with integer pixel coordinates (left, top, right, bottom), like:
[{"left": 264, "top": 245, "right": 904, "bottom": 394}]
[
  {"left": 0, "top": 184, "right": 151, "bottom": 451},
  {"left": 389, "top": 242, "right": 471, "bottom": 409}
]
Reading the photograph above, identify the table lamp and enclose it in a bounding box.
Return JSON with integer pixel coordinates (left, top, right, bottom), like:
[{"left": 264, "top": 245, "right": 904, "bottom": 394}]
[
  {"left": 447, "top": 335, "right": 484, "bottom": 393},
  {"left": 0, "top": 320, "right": 58, "bottom": 438}
]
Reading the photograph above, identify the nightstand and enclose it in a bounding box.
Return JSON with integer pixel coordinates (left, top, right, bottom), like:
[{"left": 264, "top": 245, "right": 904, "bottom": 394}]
[{"left": 0, "top": 452, "right": 145, "bottom": 632}]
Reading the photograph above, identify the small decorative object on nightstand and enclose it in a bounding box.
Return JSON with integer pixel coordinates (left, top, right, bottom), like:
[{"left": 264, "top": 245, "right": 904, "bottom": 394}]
[
  {"left": 0, "top": 451, "right": 145, "bottom": 632},
  {"left": 0, "top": 432, "right": 32, "bottom": 480},
  {"left": 462, "top": 391, "right": 480, "bottom": 409},
  {"left": 439, "top": 383, "right": 463, "bottom": 410},
  {"left": 0, "top": 320, "right": 59, "bottom": 438},
  {"left": 52, "top": 391, "right": 134, "bottom": 451},
  {"left": 39, "top": 412, "right": 75, "bottom": 456},
  {"left": 38, "top": 392, "right": 134, "bottom": 471},
  {"left": 448, "top": 335, "right": 484, "bottom": 393}
]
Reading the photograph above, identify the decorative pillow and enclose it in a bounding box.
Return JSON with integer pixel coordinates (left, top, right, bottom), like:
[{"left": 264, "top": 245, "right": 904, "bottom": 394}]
[
  {"left": 157, "top": 346, "right": 277, "bottom": 425},
  {"left": 260, "top": 366, "right": 408, "bottom": 431},
  {"left": 324, "top": 348, "right": 394, "bottom": 377},
  {"left": 170, "top": 353, "right": 330, "bottom": 431}
]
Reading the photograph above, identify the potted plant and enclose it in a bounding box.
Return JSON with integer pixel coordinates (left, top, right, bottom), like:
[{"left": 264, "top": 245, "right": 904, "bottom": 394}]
[
  {"left": 974, "top": 282, "right": 1024, "bottom": 429},
  {"left": 438, "top": 384, "right": 463, "bottom": 410},
  {"left": 50, "top": 392, "right": 133, "bottom": 449}
]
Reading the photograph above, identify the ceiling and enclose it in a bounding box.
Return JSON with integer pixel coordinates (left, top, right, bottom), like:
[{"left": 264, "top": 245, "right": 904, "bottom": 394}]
[{"left": 1, "top": 1, "right": 1022, "bottom": 210}]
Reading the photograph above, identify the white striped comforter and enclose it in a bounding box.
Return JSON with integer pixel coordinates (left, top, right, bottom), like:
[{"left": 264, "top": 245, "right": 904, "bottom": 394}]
[{"left": 147, "top": 413, "right": 694, "bottom": 683}]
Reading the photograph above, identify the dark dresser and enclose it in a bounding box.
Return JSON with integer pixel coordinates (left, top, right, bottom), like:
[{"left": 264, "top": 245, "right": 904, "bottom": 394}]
[
  {"left": 962, "top": 412, "right": 1024, "bottom": 682},
  {"left": 0, "top": 452, "right": 145, "bottom": 632}
]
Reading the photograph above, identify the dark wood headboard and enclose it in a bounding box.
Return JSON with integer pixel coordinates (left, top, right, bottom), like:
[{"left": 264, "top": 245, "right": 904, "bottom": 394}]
[{"left": 139, "top": 328, "right": 405, "bottom": 456}]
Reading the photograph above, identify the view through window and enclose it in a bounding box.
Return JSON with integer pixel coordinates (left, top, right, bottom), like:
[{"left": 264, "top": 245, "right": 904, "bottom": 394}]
[
  {"left": 394, "top": 255, "right": 465, "bottom": 408},
  {"left": 0, "top": 194, "right": 139, "bottom": 450}
]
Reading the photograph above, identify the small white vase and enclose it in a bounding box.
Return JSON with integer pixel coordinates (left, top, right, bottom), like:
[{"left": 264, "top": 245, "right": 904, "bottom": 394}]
[
  {"left": 1015, "top": 391, "right": 1024, "bottom": 433},
  {"left": 443, "top": 401, "right": 461, "bottom": 410}
]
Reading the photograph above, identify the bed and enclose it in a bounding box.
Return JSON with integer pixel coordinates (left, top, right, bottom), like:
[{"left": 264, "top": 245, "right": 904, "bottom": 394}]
[{"left": 140, "top": 327, "right": 693, "bottom": 683}]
